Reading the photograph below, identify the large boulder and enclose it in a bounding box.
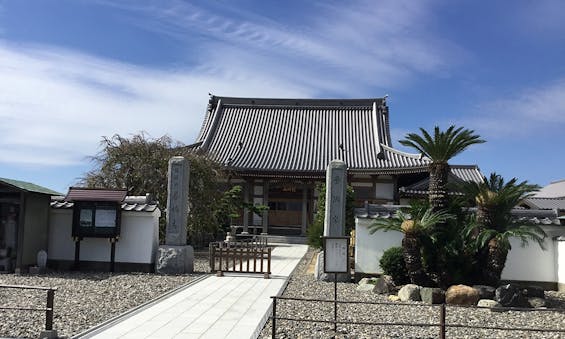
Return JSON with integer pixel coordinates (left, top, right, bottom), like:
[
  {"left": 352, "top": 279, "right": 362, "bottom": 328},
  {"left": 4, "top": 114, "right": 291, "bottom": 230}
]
[
  {"left": 522, "top": 286, "right": 545, "bottom": 299},
  {"left": 494, "top": 284, "right": 529, "bottom": 308},
  {"left": 398, "top": 284, "right": 421, "bottom": 302},
  {"left": 420, "top": 287, "right": 445, "bottom": 304},
  {"left": 373, "top": 276, "right": 395, "bottom": 295},
  {"left": 473, "top": 285, "right": 496, "bottom": 300},
  {"left": 445, "top": 285, "right": 480, "bottom": 305},
  {"left": 156, "top": 245, "right": 194, "bottom": 274},
  {"left": 357, "top": 278, "right": 377, "bottom": 292}
]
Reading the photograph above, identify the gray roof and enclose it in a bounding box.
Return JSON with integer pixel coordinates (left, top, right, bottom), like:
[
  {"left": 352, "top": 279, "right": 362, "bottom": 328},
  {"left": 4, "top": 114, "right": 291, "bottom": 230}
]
[
  {"left": 534, "top": 179, "right": 565, "bottom": 198},
  {"left": 195, "top": 96, "right": 443, "bottom": 177},
  {"left": 399, "top": 165, "right": 484, "bottom": 195},
  {"left": 522, "top": 197, "right": 565, "bottom": 210},
  {"left": 356, "top": 204, "right": 562, "bottom": 225},
  {"left": 51, "top": 195, "right": 158, "bottom": 212}
]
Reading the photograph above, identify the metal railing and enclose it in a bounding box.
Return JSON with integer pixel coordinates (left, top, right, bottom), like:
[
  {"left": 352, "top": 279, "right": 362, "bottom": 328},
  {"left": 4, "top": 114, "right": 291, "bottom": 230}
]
[
  {"left": 271, "top": 296, "right": 565, "bottom": 338},
  {"left": 209, "top": 239, "right": 272, "bottom": 278},
  {"left": 0, "top": 284, "right": 57, "bottom": 332}
]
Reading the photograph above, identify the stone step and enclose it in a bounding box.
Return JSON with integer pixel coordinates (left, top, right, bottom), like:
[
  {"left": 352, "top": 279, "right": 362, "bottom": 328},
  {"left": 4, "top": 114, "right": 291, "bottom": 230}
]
[{"left": 264, "top": 235, "right": 307, "bottom": 245}]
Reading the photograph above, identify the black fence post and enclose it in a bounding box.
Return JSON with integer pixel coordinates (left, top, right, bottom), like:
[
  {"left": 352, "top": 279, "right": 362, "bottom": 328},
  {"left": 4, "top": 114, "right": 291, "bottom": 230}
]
[
  {"left": 272, "top": 297, "right": 277, "bottom": 339},
  {"left": 46, "top": 289, "right": 55, "bottom": 331},
  {"left": 439, "top": 303, "right": 446, "bottom": 339}
]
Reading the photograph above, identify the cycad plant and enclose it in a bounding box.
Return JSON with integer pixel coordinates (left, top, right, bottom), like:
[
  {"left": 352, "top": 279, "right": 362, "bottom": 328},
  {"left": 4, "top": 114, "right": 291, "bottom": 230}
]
[
  {"left": 369, "top": 205, "right": 452, "bottom": 286},
  {"left": 459, "top": 173, "right": 546, "bottom": 285},
  {"left": 400, "top": 126, "right": 485, "bottom": 211}
]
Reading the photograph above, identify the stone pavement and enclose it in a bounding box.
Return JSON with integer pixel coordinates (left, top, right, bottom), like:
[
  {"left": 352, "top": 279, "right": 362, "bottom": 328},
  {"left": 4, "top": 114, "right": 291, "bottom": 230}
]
[{"left": 78, "top": 243, "right": 308, "bottom": 339}]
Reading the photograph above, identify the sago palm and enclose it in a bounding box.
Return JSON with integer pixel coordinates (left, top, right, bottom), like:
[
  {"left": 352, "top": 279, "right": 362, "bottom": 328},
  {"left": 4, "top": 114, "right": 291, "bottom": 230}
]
[
  {"left": 460, "top": 173, "right": 545, "bottom": 285},
  {"left": 369, "top": 206, "right": 452, "bottom": 286},
  {"left": 400, "top": 126, "right": 485, "bottom": 210}
]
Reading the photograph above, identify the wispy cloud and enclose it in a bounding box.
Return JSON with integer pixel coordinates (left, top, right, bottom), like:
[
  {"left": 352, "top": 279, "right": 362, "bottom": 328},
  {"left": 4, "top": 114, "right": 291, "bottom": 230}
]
[
  {"left": 462, "top": 79, "right": 565, "bottom": 138},
  {"left": 0, "top": 42, "right": 315, "bottom": 166},
  {"left": 99, "top": 0, "right": 460, "bottom": 92}
]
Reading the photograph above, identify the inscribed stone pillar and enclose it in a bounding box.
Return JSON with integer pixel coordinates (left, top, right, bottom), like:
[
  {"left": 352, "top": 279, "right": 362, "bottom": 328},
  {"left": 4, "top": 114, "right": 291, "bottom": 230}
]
[
  {"left": 315, "top": 159, "right": 350, "bottom": 282},
  {"left": 156, "top": 156, "right": 193, "bottom": 274},
  {"left": 165, "top": 156, "right": 190, "bottom": 245},
  {"left": 323, "top": 160, "right": 347, "bottom": 237}
]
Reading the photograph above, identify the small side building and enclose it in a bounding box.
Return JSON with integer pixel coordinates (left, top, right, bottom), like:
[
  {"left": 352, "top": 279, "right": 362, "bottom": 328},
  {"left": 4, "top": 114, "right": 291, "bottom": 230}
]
[
  {"left": 48, "top": 188, "right": 160, "bottom": 272},
  {"left": 0, "top": 177, "right": 60, "bottom": 272}
]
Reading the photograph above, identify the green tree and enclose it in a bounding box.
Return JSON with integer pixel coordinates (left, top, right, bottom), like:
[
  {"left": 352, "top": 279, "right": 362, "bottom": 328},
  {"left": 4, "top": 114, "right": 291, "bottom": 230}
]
[
  {"left": 81, "top": 132, "right": 226, "bottom": 247},
  {"left": 369, "top": 205, "right": 452, "bottom": 286},
  {"left": 399, "top": 126, "right": 485, "bottom": 211},
  {"left": 459, "top": 173, "right": 546, "bottom": 285}
]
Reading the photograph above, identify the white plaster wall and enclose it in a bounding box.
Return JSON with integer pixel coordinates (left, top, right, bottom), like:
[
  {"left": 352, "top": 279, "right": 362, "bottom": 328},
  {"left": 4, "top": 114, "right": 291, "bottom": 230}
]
[
  {"left": 557, "top": 238, "right": 565, "bottom": 291},
  {"left": 501, "top": 235, "right": 556, "bottom": 283},
  {"left": 355, "top": 217, "right": 402, "bottom": 274},
  {"left": 48, "top": 209, "right": 160, "bottom": 264},
  {"left": 375, "top": 182, "right": 394, "bottom": 200}
]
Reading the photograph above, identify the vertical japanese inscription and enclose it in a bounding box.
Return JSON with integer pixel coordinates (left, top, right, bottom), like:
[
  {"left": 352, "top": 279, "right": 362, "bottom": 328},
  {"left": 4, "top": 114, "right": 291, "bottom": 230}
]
[
  {"left": 324, "top": 160, "right": 347, "bottom": 237},
  {"left": 166, "top": 156, "right": 190, "bottom": 246}
]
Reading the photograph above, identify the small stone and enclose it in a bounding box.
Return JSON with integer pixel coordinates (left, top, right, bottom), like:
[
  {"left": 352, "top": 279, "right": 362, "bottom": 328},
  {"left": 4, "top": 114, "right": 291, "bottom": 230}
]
[
  {"left": 420, "top": 287, "right": 445, "bottom": 304},
  {"left": 527, "top": 297, "right": 547, "bottom": 308},
  {"left": 477, "top": 299, "right": 500, "bottom": 308},
  {"left": 398, "top": 284, "right": 421, "bottom": 301},
  {"left": 445, "top": 284, "right": 480, "bottom": 305},
  {"left": 388, "top": 295, "right": 400, "bottom": 302}
]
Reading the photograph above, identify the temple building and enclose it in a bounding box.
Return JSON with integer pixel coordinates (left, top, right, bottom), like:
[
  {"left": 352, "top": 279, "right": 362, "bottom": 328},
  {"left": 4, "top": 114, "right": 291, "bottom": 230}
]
[{"left": 192, "top": 96, "right": 483, "bottom": 236}]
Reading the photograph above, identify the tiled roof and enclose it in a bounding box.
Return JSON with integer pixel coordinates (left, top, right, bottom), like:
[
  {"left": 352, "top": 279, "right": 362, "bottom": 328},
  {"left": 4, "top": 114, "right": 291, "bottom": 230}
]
[
  {"left": 0, "top": 177, "right": 61, "bottom": 196},
  {"left": 355, "top": 204, "right": 562, "bottom": 225},
  {"left": 195, "top": 96, "right": 440, "bottom": 176},
  {"left": 522, "top": 197, "right": 565, "bottom": 210},
  {"left": 399, "top": 165, "right": 484, "bottom": 195},
  {"left": 534, "top": 179, "right": 565, "bottom": 198},
  {"left": 65, "top": 187, "right": 127, "bottom": 202},
  {"left": 51, "top": 195, "right": 158, "bottom": 212}
]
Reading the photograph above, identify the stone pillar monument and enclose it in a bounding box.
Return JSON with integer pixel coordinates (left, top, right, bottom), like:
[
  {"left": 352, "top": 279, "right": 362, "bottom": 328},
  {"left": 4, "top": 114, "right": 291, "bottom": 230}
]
[
  {"left": 156, "top": 156, "right": 194, "bottom": 274},
  {"left": 315, "top": 160, "right": 350, "bottom": 282}
]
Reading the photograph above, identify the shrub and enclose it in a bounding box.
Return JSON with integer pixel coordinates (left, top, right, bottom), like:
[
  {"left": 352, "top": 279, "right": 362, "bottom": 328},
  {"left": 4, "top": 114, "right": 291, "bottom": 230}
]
[{"left": 379, "top": 246, "right": 409, "bottom": 285}]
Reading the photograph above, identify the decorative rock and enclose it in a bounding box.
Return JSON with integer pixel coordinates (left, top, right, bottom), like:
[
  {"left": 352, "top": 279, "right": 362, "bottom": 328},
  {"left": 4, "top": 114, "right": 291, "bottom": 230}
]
[
  {"left": 477, "top": 299, "right": 501, "bottom": 308},
  {"left": 372, "top": 276, "right": 395, "bottom": 295},
  {"left": 473, "top": 285, "right": 495, "bottom": 300},
  {"left": 357, "top": 283, "right": 375, "bottom": 292},
  {"left": 358, "top": 277, "right": 377, "bottom": 285},
  {"left": 523, "top": 286, "right": 545, "bottom": 299},
  {"left": 527, "top": 297, "right": 547, "bottom": 308},
  {"left": 495, "top": 284, "right": 529, "bottom": 308},
  {"left": 398, "top": 284, "right": 421, "bottom": 301},
  {"left": 388, "top": 295, "right": 400, "bottom": 302},
  {"left": 420, "top": 287, "right": 445, "bottom": 304},
  {"left": 445, "top": 285, "right": 480, "bottom": 305}
]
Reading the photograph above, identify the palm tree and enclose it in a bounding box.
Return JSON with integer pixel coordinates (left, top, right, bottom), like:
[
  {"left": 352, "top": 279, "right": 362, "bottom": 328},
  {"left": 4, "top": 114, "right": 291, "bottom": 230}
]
[
  {"left": 369, "top": 206, "right": 452, "bottom": 286},
  {"left": 399, "top": 126, "right": 485, "bottom": 211},
  {"left": 460, "top": 173, "right": 546, "bottom": 285}
]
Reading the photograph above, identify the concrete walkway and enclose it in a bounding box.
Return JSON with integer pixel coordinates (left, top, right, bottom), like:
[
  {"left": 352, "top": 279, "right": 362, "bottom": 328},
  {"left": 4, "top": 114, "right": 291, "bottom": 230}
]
[{"left": 80, "top": 243, "right": 308, "bottom": 339}]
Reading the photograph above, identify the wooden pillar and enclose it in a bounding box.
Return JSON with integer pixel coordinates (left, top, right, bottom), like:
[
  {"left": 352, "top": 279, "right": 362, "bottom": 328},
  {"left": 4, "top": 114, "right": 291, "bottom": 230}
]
[
  {"left": 262, "top": 180, "right": 269, "bottom": 234},
  {"left": 301, "top": 183, "right": 308, "bottom": 236},
  {"left": 243, "top": 180, "right": 250, "bottom": 232},
  {"left": 393, "top": 175, "right": 400, "bottom": 204}
]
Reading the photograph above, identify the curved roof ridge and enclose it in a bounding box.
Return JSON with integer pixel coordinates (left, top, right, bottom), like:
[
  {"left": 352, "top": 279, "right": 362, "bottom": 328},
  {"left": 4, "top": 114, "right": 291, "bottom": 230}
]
[{"left": 380, "top": 144, "right": 426, "bottom": 160}]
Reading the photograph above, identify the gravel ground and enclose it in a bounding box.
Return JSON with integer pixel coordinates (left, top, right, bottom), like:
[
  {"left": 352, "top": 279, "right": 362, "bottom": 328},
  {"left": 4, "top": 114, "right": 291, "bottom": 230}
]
[
  {"left": 0, "top": 254, "right": 210, "bottom": 338},
  {"left": 260, "top": 248, "right": 565, "bottom": 339}
]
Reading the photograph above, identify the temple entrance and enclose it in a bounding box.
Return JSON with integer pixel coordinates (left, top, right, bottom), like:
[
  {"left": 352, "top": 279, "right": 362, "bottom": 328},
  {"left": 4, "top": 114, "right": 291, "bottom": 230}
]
[{"left": 267, "top": 183, "right": 312, "bottom": 236}]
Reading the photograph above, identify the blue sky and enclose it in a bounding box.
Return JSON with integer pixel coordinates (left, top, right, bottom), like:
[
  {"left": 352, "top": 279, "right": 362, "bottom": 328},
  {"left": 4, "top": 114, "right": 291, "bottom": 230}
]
[{"left": 0, "top": 0, "right": 564, "bottom": 194}]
